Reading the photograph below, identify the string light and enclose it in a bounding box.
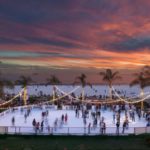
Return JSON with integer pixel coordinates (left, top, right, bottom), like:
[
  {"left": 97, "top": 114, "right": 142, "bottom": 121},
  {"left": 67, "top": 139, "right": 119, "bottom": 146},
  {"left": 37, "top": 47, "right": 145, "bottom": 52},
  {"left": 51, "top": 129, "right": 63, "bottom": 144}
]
[
  {"left": 55, "top": 86, "right": 80, "bottom": 101},
  {"left": 111, "top": 86, "right": 150, "bottom": 104},
  {"left": 0, "top": 88, "right": 25, "bottom": 107},
  {"left": 56, "top": 86, "right": 150, "bottom": 104},
  {"left": 0, "top": 85, "right": 150, "bottom": 110},
  {"left": 0, "top": 86, "right": 80, "bottom": 110}
]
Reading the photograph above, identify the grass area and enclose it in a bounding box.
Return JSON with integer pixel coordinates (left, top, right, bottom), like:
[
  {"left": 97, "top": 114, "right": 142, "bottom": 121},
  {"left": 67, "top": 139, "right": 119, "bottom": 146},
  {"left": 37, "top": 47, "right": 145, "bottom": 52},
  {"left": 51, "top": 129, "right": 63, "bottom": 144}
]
[{"left": 0, "top": 134, "right": 150, "bottom": 150}]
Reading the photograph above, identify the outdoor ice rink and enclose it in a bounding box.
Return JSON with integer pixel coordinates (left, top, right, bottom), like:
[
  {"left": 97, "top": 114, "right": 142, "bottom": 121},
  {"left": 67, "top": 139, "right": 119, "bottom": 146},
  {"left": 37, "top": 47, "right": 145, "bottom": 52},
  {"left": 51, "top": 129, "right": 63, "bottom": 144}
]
[{"left": 0, "top": 106, "right": 148, "bottom": 135}]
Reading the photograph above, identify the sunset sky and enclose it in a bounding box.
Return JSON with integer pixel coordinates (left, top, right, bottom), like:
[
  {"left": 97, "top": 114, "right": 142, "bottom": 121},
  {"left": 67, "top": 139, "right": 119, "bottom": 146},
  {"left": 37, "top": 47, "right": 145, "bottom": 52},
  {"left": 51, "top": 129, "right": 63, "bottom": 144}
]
[{"left": 0, "top": 0, "right": 150, "bottom": 83}]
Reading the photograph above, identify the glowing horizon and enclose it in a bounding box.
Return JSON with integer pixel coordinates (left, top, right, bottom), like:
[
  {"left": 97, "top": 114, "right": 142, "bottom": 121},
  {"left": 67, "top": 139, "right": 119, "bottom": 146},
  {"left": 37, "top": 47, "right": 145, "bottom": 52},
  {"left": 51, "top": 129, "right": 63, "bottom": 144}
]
[{"left": 0, "top": 50, "right": 149, "bottom": 69}]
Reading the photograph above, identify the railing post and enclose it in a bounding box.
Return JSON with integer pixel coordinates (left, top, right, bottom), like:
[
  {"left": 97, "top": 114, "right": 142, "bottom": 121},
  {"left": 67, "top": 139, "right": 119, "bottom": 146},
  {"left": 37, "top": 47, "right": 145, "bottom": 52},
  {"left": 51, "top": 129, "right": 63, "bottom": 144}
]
[
  {"left": 51, "top": 127, "right": 53, "bottom": 135},
  {"left": 68, "top": 127, "right": 69, "bottom": 135},
  {"left": 5, "top": 127, "right": 8, "bottom": 134},
  {"left": 15, "top": 126, "right": 16, "bottom": 134},
  {"left": 19, "top": 127, "right": 21, "bottom": 134},
  {"left": 84, "top": 127, "right": 86, "bottom": 135}
]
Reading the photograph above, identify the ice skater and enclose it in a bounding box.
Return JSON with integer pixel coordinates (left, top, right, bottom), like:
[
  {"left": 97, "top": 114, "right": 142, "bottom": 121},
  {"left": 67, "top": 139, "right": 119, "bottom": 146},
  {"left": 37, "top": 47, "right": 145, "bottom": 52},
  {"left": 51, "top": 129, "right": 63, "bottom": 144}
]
[
  {"left": 122, "top": 121, "right": 126, "bottom": 134},
  {"left": 32, "top": 118, "right": 36, "bottom": 131},
  {"left": 54, "top": 118, "right": 58, "bottom": 131},
  {"left": 116, "top": 121, "right": 120, "bottom": 135},
  {"left": 40, "top": 121, "right": 44, "bottom": 132},
  {"left": 61, "top": 114, "right": 64, "bottom": 124},
  {"left": 24, "top": 113, "right": 27, "bottom": 123},
  {"left": 65, "top": 113, "right": 68, "bottom": 124},
  {"left": 11, "top": 116, "right": 15, "bottom": 126},
  {"left": 88, "top": 123, "right": 91, "bottom": 134},
  {"left": 113, "top": 112, "right": 116, "bottom": 124}
]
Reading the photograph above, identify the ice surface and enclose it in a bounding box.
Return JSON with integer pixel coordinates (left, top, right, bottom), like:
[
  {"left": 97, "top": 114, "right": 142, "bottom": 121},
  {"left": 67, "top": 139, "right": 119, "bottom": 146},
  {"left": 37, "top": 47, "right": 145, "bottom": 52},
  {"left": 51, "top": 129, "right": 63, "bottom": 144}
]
[{"left": 0, "top": 107, "right": 147, "bottom": 135}]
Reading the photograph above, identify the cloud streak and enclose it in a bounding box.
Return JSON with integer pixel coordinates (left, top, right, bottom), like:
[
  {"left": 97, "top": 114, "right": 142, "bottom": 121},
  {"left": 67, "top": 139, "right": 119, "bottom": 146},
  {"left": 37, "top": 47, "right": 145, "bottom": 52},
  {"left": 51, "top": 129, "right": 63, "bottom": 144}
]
[{"left": 0, "top": 0, "right": 150, "bottom": 73}]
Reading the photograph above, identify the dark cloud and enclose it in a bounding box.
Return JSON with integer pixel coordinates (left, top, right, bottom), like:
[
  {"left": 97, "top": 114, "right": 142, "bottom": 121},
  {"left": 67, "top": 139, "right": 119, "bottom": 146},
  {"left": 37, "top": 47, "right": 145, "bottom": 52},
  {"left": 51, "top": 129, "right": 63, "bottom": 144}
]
[
  {"left": 0, "top": 1, "right": 43, "bottom": 24},
  {"left": 83, "top": 0, "right": 120, "bottom": 15},
  {"left": 0, "top": 37, "right": 25, "bottom": 44},
  {"left": 26, "top": 37, "right": 75, "bottom": 48},
  {"left": 0, "top": 0, "right": 150, "bottom": 58},
  {"left": 103, "top": 37, "right": 150, "bottom": 52},
  {"left": 0, "top": 0, "right": 84, "bottom": 24},
  {"left": 0, "top": 36, "right": 88, "bottom": 50}
]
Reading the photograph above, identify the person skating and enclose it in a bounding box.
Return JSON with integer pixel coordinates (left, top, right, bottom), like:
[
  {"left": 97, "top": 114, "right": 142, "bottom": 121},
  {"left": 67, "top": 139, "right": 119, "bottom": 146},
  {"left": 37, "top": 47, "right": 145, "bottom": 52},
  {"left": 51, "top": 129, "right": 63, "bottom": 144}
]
[
  {"left": 41, "top": 121, "right": 44, "bottom": 132},
  {"left": 113, "top": 112, "right": 116, "bottom": 124},
  {"left": 32, "top": 118, "right": 36, "bottom": 131},
  {"left": 24, "top": 113, "right": 27, "bottom": 123},
  {"left": 11, "top": 116, "right": 15, "bottom": 126},
  {"left": 35, "top": 122, "right": 40, "bottom": 133},
  {"left": 61, "top": 114, "right": 64, "bottom": 124},
  {"left": 65, "top": 113, "right": 68, "bottom": 124},
  {"left": 88, "top": 123, "right": 91, "bottom": 134},
  {"left": 116, "top": 121, "right": 120, "bottom": 135},
  {"left": 122, "top": 121, "right": 126, "bottom": 134},
  {"left": 102, "top": 121, "right": 106, "bottom": 134}
]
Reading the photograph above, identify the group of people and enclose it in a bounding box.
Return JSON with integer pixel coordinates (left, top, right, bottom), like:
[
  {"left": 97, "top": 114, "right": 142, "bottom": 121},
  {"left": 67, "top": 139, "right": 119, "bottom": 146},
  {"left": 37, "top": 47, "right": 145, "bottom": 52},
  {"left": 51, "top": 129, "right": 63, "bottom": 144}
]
[
  {"left": 53, "top": 113, "right": 68, "bottom": 131},
  {"left": 74, "top": 103, "right": 150, "bottom": 135},
  {"left": 32, "top": 110, "right": 49, "bottom": 133},
  {"left": 9, "top": 103, "right": 150, "bottom": 135}
]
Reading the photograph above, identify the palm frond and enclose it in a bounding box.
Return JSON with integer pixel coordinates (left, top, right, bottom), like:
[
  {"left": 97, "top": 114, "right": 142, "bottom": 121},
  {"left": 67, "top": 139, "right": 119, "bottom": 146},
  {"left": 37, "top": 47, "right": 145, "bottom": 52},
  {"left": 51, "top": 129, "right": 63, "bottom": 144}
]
[
  {"left": 113, "top": 75, "right": 121, "bottom": 80},
  {"left": 99, "top": 69, "right": 120, "bottom": 84},
  {"left": 16, "top": 75, "right": 32, "bottom": 87},
  {"left": 130, "top": 79, "right": 139, "bottom": 87},
  {"left": 112, "top": 71, "right": 119, "bottom": 78},
  {"left": 130, "top": 71, "right": 150, "bottom": 88},
  {"left": 74, "top": 73, "right": 91, "bottom": 88},
  {"left": 47, "top": 75, "right": 61, "bottom": 85},
  {"left": 99, "top": 72, "right": 106, "bottom": 76}
]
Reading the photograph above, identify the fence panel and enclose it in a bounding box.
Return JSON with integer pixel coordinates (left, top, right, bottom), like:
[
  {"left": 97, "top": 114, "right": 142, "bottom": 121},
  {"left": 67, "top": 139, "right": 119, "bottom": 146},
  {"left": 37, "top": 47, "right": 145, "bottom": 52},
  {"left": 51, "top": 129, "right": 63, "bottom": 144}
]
[
  {"left": 0, "top": 126, "right": 149, "bottom": 135},
  {"left": 0, "top": 127, "right": 6, "bottom": 134},
  {"left": 146, "top": 127, "right": 150, "bottom": 133},
  {"left": 134, "top": 127, "right": 146, "bottom": 135}
]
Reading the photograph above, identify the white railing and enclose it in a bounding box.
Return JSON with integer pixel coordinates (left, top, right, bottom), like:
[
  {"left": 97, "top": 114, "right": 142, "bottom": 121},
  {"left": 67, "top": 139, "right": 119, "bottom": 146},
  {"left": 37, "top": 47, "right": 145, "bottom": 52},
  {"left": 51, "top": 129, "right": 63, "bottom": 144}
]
[
  {"left": 0, "top": 126, "right": 149, "bottom": 135},
  {"left": 134, "top": 127, "right": 150, "bottom": 135}
]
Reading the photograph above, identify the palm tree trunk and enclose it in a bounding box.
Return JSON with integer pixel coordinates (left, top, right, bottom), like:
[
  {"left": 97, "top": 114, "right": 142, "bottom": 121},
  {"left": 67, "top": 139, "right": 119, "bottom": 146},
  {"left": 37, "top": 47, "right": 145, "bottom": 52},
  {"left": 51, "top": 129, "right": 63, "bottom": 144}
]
[
  {"left": 0, "top": 86, "right": 4, "bottom": 99},
  {"left": 140, "top": 88, "right": 144, "bottom": 110},
  {"left": 52, "top": 86, "right": 55, "bottom": 104},
  {"left": 109, "top": 84, "right": 112, "bottom": 100},
  {"left": 82, "top": 87, "right": 84, "bottom": 102},
  {"left": 23, "top": 86, "right": 27, "bottom": 105}
]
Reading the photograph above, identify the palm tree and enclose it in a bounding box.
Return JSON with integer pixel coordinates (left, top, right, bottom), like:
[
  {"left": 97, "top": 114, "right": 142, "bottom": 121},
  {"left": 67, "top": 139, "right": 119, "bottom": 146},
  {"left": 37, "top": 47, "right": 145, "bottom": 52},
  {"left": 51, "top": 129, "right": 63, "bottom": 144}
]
[
  {"left": 16, "top": 76, "right": 32, "bottom": 88},
  {"left": 99, "top": 69, "right": 121, "bottom": 100},
  {"left": 0, "top": 61, "right": 13, "bottom": 99},
  {"left": 130, "top": 70, "right": 150, "bottom": 110},
  {"left": 0, "top": 70, "right": 14, "bottom": 99},
  {"left": 0, "top": 79, "right": 14, "bottom": 99},
  {"left": 16, "top": 75, "right": 32, "bottom": 105},
  {"left": 46, "top": 75, "right": 61, "bottom": 102},
  {"left": 74, "top": 74, "right": 92, "bottom": 102},
  {"left": 142, "top": 65, "right": 150, "bottom": 79}
]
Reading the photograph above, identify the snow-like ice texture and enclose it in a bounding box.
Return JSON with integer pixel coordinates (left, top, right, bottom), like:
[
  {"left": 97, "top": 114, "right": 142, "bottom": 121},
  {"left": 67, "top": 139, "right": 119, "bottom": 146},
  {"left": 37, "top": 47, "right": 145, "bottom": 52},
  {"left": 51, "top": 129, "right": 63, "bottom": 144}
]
[
  {"left": 4, "top": 85, "right": 150, "bottom": 97},
  {"left": 0, "top": 106, "right": 148, "bottom": 135}
]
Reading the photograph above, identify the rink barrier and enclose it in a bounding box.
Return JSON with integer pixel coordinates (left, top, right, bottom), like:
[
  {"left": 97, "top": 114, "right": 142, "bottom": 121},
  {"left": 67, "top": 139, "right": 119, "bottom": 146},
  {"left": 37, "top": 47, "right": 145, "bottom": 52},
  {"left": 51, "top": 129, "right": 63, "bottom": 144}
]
[
  {"left": 0, "top": 105, "right": 76, "bottom": 113},
  {"left": 134, "top": 127, "right": 150, "bottom": 135},
  {"left": 0, "top": 109, "right": 11, "bottom": 117},
  {"left": 0, "top": 126, "right": 150, "bottom": 135}
]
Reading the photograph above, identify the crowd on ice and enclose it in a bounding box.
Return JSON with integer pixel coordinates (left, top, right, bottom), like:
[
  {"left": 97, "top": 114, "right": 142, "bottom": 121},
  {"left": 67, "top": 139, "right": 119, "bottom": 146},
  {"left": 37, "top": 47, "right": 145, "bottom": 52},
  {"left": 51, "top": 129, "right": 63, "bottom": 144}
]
[{"left": 10, "top": 104, "right": 150, "bottom": 135}]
